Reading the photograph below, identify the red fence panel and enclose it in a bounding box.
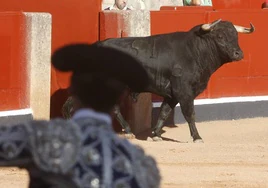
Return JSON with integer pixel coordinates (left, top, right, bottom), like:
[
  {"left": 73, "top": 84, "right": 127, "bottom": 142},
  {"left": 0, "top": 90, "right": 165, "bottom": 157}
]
[
  {"left": 0, "top": 12, "right": 28, "bottom": 111},
  {"left": 0, "top": 0, "right": 101, "bottom": 117}
]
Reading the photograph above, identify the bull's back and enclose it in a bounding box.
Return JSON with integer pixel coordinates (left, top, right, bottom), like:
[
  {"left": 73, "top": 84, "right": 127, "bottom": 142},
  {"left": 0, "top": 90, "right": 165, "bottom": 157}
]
[{"left": 98, "top": 33, "right": 187, "bottom": 97}]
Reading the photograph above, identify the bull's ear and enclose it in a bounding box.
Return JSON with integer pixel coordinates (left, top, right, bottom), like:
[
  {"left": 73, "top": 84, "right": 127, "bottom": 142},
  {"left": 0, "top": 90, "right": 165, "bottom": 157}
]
[{"left": 201, "top": 19, "right": 222, "bottom": 32}]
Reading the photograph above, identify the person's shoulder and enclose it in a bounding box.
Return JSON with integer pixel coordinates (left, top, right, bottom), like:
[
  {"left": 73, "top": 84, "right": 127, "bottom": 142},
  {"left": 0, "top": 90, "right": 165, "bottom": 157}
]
[{"left": 115, "top": 137, "right": 161, "bottom": 188}]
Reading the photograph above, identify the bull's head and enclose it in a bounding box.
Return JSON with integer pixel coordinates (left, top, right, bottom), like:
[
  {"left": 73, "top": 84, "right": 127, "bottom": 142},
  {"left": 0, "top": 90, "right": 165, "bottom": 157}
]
[{"left": 200, "top": 19, "right": 255, "bottom": 62}]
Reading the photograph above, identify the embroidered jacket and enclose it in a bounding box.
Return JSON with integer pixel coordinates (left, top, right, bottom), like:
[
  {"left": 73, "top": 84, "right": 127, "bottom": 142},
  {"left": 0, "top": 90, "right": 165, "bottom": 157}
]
[{"left": 0, "top": 109, "right": 161, "bottom": 188}]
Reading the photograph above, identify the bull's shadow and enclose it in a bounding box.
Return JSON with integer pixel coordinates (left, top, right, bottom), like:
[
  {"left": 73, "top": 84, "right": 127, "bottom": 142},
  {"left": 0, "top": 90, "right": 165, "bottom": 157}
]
[
  {"left": 135, "top": 126, "right": 186, "bottom": 143},
  {"left": 134, "top": 109, "right": 185, "bottom": 143}
]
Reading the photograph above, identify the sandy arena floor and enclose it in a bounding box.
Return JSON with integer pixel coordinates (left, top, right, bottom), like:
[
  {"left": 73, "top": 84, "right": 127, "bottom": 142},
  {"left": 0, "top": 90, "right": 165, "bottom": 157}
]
[{"left": 0, "top": 117, "right": 268, "bottom": 188}]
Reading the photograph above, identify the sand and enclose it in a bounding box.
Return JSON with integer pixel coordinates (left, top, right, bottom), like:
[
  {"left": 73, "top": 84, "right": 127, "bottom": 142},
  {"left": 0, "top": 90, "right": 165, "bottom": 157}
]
[{"left": 0, "top": 117, "right": 268, "bottom": 188}]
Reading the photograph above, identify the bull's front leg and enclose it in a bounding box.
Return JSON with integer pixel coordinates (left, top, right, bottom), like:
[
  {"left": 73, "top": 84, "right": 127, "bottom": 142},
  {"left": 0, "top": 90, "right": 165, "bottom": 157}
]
[
  {"left": 152, "top": 98, "right": 177, "bottom": 141},
  {"left": 113, "top": 105, "right": 135, "bottom": 139},
  {"left": 180, "top": 99, "right": 203, "bottom": 143}
]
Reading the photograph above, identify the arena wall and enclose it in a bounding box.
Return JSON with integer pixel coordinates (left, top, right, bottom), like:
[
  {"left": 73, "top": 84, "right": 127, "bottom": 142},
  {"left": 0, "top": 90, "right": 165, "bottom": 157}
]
[
  {"left": 0, "top": 0, "right": 101, "bottom": 118},
  {"left": 0, "top": 0, "right": 267, "bottom": 132},
  {"left": 0, "top": 12, "right": 51, "bottom": 124}
]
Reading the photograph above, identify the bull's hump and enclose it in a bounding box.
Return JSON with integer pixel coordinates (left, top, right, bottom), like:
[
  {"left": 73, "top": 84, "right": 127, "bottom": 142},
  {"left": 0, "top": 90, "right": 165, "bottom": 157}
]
[
  {"left": 132, "top": 39, "right": 149, "bottom": 50},
  {"left": 132, "top": 38, "right": 158, "bottom": 59}
]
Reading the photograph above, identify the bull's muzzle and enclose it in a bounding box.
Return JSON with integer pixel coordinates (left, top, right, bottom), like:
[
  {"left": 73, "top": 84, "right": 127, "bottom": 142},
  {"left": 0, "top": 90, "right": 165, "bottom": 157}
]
[{"left": 232, "top": 50, "right": 244, "bottom": 61}]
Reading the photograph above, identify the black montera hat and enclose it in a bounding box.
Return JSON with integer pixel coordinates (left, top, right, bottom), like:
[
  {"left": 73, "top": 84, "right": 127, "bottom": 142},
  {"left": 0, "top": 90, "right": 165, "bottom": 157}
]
[
  {"left": 51, "top": 43, "right": 149, "bottom": 92},
  {"left": 51, "top": 43, "right": 149, "bottom": 112}
]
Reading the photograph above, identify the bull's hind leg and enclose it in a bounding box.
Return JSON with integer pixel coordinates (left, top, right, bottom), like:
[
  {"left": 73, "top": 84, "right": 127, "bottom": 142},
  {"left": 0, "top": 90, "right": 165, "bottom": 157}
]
[
  {"left": 180, "top": 99, "right": 203, "bottom": 143},
  {"left": 152, "top": 98, "right": 177, "bottom": 141},
  {"left": 113, "top": 105, "right": 135, "bottom": 139}
]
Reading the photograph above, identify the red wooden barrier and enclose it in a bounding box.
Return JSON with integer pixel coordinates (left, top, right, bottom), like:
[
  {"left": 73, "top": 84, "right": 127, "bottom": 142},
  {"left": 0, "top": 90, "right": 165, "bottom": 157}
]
[
  {"left": 1, "top": 1, "right": 267, "bottom": 116},
  {"left": 0, "top": 0, "right": 100, "bottom": 118},
  {"left": 0, "top": 12, "right": 28, "bottom": 111},
  {"left": 100, "top": 12, "right": 123, "bottom": 40}
]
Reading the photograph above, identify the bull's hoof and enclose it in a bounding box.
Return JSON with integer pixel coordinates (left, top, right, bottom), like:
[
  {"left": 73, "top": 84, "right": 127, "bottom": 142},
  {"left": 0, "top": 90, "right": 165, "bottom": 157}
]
[
  {"left": 125, "top": 133, "right": 136, "bottom": 139},
  {"left": 193, "top": 139, "right": 204, "bottom": 143},
  {"left": 152, "top": 136, "right": 163, "bottom": 142},
  {"left": 119, "top": 133, "right": 136, "bottom": 139}
]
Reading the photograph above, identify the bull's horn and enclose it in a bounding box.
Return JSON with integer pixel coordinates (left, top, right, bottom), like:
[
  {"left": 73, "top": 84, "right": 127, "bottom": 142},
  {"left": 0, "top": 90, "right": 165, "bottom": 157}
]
[
  {"left": 201, "top": 19, "right": 222, "bottom": 31},
  {"left": 234, "top": 23, "right": 255, "bottom": 34}
]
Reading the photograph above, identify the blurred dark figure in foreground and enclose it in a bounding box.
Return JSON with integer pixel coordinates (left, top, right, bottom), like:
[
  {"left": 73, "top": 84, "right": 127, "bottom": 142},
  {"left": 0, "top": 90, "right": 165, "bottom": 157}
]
[{"left": 0, "top": 43, "right": 161, "bottom": 188}]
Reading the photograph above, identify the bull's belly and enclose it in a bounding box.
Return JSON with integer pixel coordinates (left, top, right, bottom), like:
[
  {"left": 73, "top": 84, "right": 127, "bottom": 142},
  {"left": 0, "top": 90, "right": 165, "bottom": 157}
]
[{"left": 144, "top": 81, "right": 172, "bottom": 99}]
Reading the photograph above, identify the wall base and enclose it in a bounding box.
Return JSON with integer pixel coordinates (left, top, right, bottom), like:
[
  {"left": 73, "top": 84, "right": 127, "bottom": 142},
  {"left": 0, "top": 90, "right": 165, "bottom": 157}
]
[
  {"left": 0, "top": 109, "right": 33, "bottom": 125},
  {"left": 152, "top": 98, "right": 268, "bottom": 126}
]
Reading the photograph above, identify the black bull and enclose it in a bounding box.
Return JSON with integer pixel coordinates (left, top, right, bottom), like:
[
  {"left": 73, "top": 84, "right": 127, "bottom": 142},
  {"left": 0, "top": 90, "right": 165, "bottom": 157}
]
[{"left": 64, "top": 19, "right": 255, "bottom": 142}]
